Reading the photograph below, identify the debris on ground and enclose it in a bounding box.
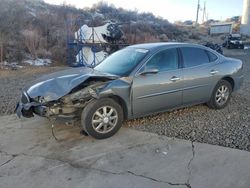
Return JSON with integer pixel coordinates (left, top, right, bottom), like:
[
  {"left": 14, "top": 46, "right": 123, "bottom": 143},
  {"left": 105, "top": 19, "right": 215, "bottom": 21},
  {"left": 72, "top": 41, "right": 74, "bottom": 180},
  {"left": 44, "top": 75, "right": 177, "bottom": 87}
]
[
  {"left": 204, "top": 42, "right": 223, "bottom": 54},
  {"left": 24, "top": 58, "right": 52, "bottom": 66}
]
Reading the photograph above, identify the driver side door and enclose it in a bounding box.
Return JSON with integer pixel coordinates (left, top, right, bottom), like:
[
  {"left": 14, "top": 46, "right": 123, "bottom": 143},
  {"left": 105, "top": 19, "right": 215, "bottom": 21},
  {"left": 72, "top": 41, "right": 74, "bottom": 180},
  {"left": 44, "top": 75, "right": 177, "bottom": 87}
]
[{"left": 132, "top": 48, "right": 183, "bottom": 117}]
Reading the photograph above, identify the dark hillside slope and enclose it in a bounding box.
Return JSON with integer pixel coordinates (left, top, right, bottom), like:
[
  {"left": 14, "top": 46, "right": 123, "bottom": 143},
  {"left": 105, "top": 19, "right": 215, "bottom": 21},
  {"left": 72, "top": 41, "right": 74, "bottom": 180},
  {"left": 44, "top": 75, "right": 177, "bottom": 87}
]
[{"left": 0, "top": 0, "right": 186, "bottom": 64}]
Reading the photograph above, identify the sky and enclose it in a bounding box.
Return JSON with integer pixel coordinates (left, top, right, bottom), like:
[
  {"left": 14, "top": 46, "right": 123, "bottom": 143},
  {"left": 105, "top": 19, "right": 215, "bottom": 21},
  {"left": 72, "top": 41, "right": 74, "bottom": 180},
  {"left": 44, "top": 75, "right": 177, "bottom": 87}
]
[{"left": 44, "top": 0, "right": 244, "bottom": 23}]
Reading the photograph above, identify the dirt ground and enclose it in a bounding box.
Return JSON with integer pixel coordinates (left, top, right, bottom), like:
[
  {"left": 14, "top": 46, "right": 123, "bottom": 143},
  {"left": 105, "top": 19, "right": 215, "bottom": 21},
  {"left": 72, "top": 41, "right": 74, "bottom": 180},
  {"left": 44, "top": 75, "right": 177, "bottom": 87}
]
[{"left": 0, "top": 48, "right": 249, "bottom": 151}]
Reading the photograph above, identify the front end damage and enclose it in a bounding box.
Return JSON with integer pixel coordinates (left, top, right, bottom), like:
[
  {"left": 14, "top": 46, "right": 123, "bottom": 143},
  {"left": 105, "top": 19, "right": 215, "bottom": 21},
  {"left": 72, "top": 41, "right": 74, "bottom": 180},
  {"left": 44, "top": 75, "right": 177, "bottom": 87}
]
[{"left": 15, "top": 81, "right": 111, "bottom": 120}]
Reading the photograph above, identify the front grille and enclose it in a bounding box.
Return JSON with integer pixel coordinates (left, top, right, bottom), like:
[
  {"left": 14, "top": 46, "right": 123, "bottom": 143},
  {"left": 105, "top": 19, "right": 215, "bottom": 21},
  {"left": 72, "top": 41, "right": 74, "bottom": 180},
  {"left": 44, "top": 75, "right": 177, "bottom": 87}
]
[{"left": 21, "top": 92, "right": 30, "bottom": 104}]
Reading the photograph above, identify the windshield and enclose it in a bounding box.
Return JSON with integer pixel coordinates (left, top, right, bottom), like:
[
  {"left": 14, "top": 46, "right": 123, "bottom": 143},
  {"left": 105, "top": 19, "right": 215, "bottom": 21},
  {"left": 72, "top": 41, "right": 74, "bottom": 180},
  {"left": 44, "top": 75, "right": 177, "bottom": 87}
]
[
  {"left": 94, "top": 48, "right": 149, "bottom": 76},
  {"left": 230, "top": 37, "right": 241, "bottom": 40}
]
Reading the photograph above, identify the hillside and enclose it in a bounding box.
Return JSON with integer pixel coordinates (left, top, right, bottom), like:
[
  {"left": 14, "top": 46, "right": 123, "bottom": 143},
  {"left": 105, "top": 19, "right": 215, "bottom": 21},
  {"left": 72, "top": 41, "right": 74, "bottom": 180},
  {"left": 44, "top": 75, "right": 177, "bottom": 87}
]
[{"left": 0, "top": 0, "right": 209, "bottom": 65}]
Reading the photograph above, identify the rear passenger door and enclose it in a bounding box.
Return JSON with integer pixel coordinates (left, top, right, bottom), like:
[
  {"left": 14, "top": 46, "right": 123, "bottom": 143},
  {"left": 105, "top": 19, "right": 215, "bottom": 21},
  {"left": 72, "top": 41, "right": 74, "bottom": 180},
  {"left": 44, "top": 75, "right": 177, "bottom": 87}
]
[{"left": 180, "top": 47, "right": 219, "bottom": 105}]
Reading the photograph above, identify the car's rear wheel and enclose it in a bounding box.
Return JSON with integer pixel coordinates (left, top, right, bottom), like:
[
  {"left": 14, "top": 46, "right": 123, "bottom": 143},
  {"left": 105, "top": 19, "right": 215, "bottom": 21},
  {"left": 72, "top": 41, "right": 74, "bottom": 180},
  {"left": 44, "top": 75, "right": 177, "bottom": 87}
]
[
  {"left": 81, "top": 98, "right": 123, "bottom": 139},
  {"left": 207, "top": 80, "right": 232, "bottom": 109}
]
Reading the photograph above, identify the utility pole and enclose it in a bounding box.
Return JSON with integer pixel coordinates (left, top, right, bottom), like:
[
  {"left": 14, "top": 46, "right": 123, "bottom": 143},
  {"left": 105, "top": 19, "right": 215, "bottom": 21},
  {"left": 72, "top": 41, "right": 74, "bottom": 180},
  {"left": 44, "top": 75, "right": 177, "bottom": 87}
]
[
  {"left": 202, "top": 1, "right": 206, "bottom": 23},
  {"left": 195, "top": 0, "right": 200, "bottom": 25}
]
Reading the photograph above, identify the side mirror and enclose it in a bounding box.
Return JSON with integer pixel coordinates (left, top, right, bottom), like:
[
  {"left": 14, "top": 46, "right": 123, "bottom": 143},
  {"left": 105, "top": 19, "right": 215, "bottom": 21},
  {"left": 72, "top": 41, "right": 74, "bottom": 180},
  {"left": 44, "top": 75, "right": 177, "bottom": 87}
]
[{"left": 139, "top": 68, "right": 159, "bottom": 76}]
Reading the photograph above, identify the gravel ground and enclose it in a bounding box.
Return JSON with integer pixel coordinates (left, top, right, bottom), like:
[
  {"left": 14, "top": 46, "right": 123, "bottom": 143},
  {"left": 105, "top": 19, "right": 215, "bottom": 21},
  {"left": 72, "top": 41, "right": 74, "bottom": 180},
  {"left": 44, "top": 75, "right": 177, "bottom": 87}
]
[
  {"left": 0, "top": 66, "right": 67, "bottom": 115},
  {"left": 125, "top": 48, "right": 250, "bottom": 151},
  {"left": 0, "top": 49, "right": 249, "bottom": 151}
]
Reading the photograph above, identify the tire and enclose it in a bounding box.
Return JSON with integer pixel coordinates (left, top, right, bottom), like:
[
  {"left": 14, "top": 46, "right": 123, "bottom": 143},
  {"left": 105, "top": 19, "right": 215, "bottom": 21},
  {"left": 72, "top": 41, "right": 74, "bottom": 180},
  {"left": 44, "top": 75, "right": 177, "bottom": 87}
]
[
  {"left": 81, "top": 98, "right": 124, "bottom": 139},
  {"left": 207, "top": 80, "right": 232, "bottom": 109},
  {"left": 228, "top": 44, "right": 233, "bottom": 49}
]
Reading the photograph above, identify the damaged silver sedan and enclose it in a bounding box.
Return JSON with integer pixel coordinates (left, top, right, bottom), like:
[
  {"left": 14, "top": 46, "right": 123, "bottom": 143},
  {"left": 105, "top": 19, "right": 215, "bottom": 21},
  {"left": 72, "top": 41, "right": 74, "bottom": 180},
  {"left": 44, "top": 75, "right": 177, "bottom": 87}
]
[{"left": 16, "top": 43, "right": 244, "bottom": 139}]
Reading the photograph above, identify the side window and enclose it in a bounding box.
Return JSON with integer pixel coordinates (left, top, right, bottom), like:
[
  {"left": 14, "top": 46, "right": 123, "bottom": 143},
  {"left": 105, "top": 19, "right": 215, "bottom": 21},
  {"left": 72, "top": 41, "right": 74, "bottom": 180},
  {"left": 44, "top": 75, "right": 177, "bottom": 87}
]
[
  {"left": 206, "top": 50, "right": 218, "bottom": 62},
  {"left": 181, "top": 47, "right": 210, "bottom": 68},
  {"left": 145, "top": 48, "right": 178, "bottom": 72}
]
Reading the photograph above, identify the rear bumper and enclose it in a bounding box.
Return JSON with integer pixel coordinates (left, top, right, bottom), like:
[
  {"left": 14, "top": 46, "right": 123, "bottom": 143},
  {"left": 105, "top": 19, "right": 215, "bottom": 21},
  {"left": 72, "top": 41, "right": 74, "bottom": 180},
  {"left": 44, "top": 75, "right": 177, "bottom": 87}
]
[{"left": 233, "top": 75, "right": 244, "bottom": 91}]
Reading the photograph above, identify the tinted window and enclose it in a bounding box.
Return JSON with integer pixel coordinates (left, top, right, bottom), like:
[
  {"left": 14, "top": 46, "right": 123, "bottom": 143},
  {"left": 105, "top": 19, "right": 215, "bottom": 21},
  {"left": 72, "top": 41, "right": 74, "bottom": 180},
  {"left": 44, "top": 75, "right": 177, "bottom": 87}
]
[
  {"left": 145, "top": 48, "right": 178, "bottom": 72},
  {"left": 206, "top": 50, "right": 218, "bottom": 62},
  {"left": 94, "top": 48, "right": 148, "bottom": 76},
  {"left": 181, "top": 47, "right": 209, "bottom": 68}
]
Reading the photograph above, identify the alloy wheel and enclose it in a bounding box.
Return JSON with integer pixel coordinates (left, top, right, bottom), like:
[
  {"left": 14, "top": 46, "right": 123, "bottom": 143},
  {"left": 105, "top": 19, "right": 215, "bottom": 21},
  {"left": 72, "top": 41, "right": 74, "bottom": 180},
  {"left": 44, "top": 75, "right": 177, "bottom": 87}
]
[
  {"left": 91, "top": 106, "right": 118, "bottom": 134},
  {"left": 215, "top": 85, "right": 229, "bottom": 106}
]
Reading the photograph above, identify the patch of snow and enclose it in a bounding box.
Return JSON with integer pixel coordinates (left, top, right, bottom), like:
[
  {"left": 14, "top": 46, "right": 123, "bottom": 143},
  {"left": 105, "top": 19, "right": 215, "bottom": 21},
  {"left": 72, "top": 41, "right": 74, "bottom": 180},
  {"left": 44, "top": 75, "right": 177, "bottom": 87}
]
[
  {"left": 24, "top": 59, "right": 52, "bottom": 66},
  {"left": 162, "top": 151, "right": 168, "bottom": 155},
  {"left": 93, "top": 12, "right": 104, "bottom": 19},
  {"left": 0, "top": 61, "right": 23, "bottom": 70},
  {"left": 26, "top": 6, "right": 37, "bottom": 17},
  {"left": 28, "top": 11, "right": 37, "bottom": 17}
]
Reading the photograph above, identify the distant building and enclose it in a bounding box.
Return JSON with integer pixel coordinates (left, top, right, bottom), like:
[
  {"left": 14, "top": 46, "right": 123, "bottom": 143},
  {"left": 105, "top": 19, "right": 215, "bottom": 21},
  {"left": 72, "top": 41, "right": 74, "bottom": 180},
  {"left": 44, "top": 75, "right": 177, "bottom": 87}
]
[
  {"left": 210, "top": 22, "right": 233, "bottom": 35},
  {"left": 183, "top": 20, "right": 193, "bottom": 26}
]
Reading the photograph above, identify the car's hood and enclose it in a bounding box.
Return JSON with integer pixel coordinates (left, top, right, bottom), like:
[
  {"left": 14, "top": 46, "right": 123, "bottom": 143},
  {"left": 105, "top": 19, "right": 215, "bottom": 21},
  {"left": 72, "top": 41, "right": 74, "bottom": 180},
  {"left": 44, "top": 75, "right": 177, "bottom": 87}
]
[{"left": 25, "top": 67, "right": 119, "bottom": 101}]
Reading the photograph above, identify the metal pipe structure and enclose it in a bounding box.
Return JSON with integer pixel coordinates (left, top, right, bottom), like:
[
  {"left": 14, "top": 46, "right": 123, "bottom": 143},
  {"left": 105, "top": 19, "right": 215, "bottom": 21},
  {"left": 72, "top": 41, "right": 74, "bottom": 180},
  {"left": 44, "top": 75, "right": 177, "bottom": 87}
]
[{"left": 242, "top": 0, "right": 250, "bottom": 25}]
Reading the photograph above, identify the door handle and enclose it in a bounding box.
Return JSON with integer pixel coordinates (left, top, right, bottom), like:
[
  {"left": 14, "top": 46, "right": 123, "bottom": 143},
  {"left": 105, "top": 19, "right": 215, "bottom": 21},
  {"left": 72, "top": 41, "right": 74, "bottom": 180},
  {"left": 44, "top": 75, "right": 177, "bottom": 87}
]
[
  {"left": 170, "top": 76, "right": 180, "bottom": 82},
  {"left": 210, "top": 70, "right": 219, "bottom": 75}
]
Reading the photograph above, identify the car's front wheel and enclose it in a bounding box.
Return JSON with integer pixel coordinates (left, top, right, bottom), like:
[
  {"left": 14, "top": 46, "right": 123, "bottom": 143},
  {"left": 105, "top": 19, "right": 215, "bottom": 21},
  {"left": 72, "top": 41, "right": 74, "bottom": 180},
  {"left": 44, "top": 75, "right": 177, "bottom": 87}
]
[
  {"left": 207, "top": 80, "right": 232, "bottom": 109},
  {"left": 81, "top": 98, "right": 124, "bottom": 139}
]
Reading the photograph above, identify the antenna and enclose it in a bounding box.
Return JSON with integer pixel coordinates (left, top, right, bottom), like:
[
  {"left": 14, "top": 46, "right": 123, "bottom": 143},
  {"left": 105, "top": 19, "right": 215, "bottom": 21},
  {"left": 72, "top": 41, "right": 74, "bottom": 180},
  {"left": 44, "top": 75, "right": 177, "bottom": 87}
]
[{"left": 195, "top": 0, "right": 200, "bottom": 25}]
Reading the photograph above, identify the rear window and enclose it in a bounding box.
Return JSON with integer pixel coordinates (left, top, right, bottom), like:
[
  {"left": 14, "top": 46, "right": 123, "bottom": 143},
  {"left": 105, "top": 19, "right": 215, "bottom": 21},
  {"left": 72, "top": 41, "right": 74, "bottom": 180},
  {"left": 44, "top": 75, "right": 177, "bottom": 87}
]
[
  {"left": 206, "top": 50, "right": 218, "bottom": 62},
  {"left": 181, "top": 47, "right": 210, "bottom": 68}
]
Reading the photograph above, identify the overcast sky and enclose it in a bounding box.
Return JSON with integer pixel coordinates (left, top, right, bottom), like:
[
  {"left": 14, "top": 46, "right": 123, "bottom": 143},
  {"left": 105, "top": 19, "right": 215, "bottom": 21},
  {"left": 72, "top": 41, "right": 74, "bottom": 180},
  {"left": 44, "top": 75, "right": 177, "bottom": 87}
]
[{"left": 44, "top": 0, "right": 243, "bottom": 23}]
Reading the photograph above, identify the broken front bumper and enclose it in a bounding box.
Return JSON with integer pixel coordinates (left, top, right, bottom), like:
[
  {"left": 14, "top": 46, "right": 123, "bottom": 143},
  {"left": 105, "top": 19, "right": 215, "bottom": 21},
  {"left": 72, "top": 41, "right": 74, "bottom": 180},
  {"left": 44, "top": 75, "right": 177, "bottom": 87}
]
[
  {"left": 15, "top": 102, "right": 47, "bottom": 118},
  {"left": 15, "top": 91, "right": 48, "bottom": 118}
]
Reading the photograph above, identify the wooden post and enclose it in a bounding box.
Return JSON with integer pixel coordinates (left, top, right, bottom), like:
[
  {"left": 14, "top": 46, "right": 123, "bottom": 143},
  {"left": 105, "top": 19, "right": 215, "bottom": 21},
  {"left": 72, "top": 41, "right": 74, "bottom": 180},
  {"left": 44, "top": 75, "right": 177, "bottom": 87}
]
[
  {"left": 195, "top": 0, "right": 200, "bottom": 25},
  {"left": 0, "top": 43, "right": 3, "bottom": 63}
]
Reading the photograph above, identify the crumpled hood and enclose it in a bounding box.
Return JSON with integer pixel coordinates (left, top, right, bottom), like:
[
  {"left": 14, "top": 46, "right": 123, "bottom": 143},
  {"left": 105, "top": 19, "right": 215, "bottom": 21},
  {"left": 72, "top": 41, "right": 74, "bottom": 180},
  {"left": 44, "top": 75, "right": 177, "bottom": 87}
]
[{"left": 25, "top": 67, "right": 118, "bottom": 101}]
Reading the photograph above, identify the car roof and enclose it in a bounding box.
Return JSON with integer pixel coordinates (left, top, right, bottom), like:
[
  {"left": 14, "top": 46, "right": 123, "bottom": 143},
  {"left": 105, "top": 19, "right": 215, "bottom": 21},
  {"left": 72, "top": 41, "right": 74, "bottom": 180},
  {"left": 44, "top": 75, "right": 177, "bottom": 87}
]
[
  {"left": 128, "top": 42, "right": 206, "bottom": 51},
  {"left": 127, "top": 42, "right": 222, "bottom": 59}
]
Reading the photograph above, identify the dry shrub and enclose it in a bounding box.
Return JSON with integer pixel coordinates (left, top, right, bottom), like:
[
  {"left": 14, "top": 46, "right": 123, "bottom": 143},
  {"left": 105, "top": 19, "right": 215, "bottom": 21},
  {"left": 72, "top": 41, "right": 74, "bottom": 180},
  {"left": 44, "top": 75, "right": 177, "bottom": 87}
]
[{"left": 21, "top": 29, "right": 40, "bottom": 59}]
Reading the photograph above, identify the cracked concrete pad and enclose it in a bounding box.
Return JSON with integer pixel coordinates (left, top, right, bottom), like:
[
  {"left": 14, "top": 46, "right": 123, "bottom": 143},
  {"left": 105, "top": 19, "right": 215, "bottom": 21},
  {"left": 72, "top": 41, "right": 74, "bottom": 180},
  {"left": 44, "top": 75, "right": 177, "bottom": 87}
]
[
  {"left": 90, "top": 138, "right": 193, "bottom": 184},
  {"left": 0, "top": 115, "right": 192, "bottom": 187},
  {"left": 0, "top": 155, "right": 86, "bottom": 188},
  {"left": 0, "top": 153, "right": 14, "bottom": 169},
  {"left": 0, "top": 115, "right": 250, "bottom": 188},
  {"left": 0, "top": 154, "right": 186, "bottom": 188},
  {"left": 189, "top": 143, "right": 250, "bottom": 188}
]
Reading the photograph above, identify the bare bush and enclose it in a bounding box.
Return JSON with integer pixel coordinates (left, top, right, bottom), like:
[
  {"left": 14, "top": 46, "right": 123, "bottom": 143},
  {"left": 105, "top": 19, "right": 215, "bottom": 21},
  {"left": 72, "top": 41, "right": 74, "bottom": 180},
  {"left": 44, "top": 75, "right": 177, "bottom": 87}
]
[
  {"left": 0, "top": 33, "right": 4, "bottom": 63},
  {"left": 21, "top": 29, "right": 40, "bottom": 59}
]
